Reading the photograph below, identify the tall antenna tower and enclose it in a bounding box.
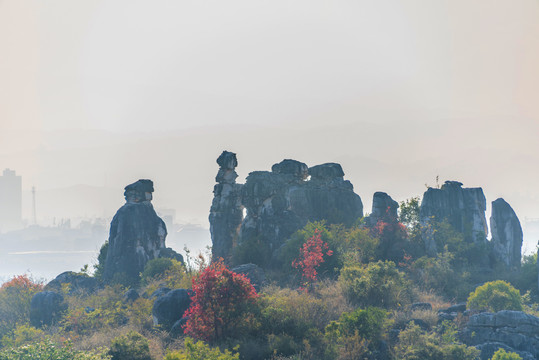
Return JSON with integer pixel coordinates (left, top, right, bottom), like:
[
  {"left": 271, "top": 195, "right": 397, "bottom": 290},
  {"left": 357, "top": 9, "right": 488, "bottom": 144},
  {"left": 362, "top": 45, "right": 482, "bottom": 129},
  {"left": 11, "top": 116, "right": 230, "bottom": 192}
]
[{"left": 32, "top": 186, "right": 37, "bottom": 225}]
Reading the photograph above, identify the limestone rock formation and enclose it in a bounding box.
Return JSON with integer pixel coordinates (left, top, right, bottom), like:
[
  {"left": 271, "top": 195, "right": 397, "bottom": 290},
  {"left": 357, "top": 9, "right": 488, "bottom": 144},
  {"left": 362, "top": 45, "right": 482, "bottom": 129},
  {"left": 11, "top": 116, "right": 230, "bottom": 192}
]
[
  {"left": 460, "top": 310, "right": 539, "bottom": 359},
  {"left": 366, "top": 192, "right": 399, "bottom": 227},
  {"left": 152, "top": 288, "right": 192, "bottom": 330},
  {"left": 30, "top": 291, "right": 67, "bottom": 327},
  {"left": 420, "top": 181, "right": 487, "bottom": 255},
  {"left": 209, "top": 154, "right": 364, "bottom": 266},
  {"left": 490, "top": 198, "right": 523, "bottom": 269},
  {"left": 103, "top": 180, "right": 174, "bottom": 284},
  {"left": 45, "top": 271, "right": 98, "bottom": 294},
  {"left": 209, "top": 151, "right": 244, "bottom": 262},
  {"left": 240, "top": 160, "right": 362, "bottom": 264}
]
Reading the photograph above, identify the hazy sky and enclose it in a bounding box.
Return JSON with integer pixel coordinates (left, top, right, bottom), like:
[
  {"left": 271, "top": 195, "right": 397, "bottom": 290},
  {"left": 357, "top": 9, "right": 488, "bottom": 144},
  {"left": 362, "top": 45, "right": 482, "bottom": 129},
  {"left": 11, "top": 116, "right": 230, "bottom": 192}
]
[{"left": 1, "top": 1, "right": 539, "bottom": 242}]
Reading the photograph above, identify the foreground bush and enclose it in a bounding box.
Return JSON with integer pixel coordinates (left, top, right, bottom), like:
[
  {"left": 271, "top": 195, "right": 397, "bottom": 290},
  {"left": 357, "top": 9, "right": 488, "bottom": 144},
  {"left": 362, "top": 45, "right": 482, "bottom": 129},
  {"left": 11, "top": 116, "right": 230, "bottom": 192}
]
[
  {"left": 467, "top": 280, "right": 522, "bottom": 312},
  {"left": 0, "top": 275, "right": 43, "bottom": 338},
  {"left": 490, "top": 348, "right": 522, "bottom": 360},
  {"left": 109, "top": 331, "right": 151, "bottom": 360},
  {"left": 164, "top": 338, "right": 239, "bottom": 360},
  {"left": 184, "top": 261, "right": 259, "bottom": 342},
  {"left": 339, "top": 260, "right": 413, "bottom": 309},
  {"left": 0, "top": 340, "right": 111, "bottom": 360}
]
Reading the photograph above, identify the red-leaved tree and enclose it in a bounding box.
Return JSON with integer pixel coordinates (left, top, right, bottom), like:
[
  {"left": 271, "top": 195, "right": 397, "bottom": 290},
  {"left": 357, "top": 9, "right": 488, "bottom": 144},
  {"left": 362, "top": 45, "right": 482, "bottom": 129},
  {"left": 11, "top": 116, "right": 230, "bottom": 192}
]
[
  {"left": 292, "top": 229, "right": 333, "bottom": 291},
  {"left": 183, "top": 260, "right": 259, "bottom": 342}
]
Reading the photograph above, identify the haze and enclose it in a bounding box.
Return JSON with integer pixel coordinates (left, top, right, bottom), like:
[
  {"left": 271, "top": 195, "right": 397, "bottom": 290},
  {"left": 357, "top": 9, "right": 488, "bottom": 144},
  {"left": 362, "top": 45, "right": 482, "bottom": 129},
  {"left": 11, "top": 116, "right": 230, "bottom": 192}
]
[{"left": 1, "top": 1, "right": 539, "bottom": 278}]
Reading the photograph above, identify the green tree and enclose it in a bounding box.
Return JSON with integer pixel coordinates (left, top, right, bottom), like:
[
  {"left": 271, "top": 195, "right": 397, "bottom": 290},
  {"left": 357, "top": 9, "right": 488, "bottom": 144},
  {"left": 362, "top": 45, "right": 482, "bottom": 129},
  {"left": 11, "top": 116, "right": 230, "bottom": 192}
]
[
  {"left": 339, "top": 260, "right": 413, "bottom": 309},
  {"left": 467, "top": 280, "right": 522, "bottom": 312},
  {"left": 0, "top": 340, "right": 110, "bottom": 360}
]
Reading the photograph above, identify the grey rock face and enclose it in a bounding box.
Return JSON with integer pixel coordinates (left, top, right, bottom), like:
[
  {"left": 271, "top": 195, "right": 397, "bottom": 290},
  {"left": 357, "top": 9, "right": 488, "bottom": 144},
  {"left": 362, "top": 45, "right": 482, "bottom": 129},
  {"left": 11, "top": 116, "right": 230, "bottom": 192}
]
[
  {"left": 103, "top": 179, "right": 169, "bottom": 284},
  {"left": 232, "top": 263, "right": 266, "bottom": 291},
  {"left": 366, "top": 192, "right": 399, "bottom": 227},
  {"left": 490, "top": 198, "right": 523, "bottom": 269},
  {"left": 152, "top": 289, "right": 192, "bottom": 330},
  {"left": 239, "top": 160, "right": 363, "bottom": 261},
  {"left": 420, "top": 181, "right": 487, "bottom": 255},
  {"left": 45, "top": 271, "right": 98, "bottom": 294},
  {"left": 460, "top": 310, "right": 539, "bottom": 359},
  {"left": 209, "top": 154, "right": 363, "bottom": 266},
  {"left": 210, "top": 151, "right": 244, "bottom": 262},
  {"left": 30, "top": 291, "right": 67, "bottom": 327}
]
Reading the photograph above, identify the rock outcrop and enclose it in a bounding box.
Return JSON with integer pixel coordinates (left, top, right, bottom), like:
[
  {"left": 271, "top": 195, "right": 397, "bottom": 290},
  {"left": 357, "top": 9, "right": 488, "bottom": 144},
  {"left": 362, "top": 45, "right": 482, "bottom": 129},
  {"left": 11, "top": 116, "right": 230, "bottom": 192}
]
[
  {"left": 30, "top": 291, "right": 67, "bottom": 327},
  {"left": 103, "top": 180, "right": 179, "bottom": 284},
  {"left": 460, "top": 310, "right": 539, "bottom": 360},
  {"left": 209, "top": 151, "right": 244, "bottom": 262},
  {"left": 366, "top": 192, "right": 399, "bottom": 227},
  {"left": 232, "top": 263, "right": 266, "bottom": 291},
  {"left": 420, "top": 181, "right": 487, "bottom": 255},
  {"left": 45, "top": 271, "right": 98, "bottom": 294},
  {"left": 152, "top": 289, "right": 192, "bottom": 330},
  {"left": 490, "top": 198, "right": 523, "bottom": 269},
  {"left": 209, "top": 153, "right": 363, "bottom": 265}
]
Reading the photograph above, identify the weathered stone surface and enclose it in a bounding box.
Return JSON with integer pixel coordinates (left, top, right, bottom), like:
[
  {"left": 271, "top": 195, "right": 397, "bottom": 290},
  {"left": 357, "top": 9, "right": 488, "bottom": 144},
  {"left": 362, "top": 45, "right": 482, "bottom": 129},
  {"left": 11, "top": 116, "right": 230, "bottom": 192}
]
[
  {"left": 210, "top": 151, "right": 244, "bottom": 262},
  {"left": 460, "top": 310, "right": 539, "bottom": 359},
  {"left": 171, "top": 317, "right": 189, "bottom": 336},
  {"left": 103, "top": 180, "right": 170, "bottom": 284},
  {"left": 239, "top": 160, "right": 363, "bottom": 261},
  {"left": 232, "top": 263, "right": 265, "bottom": 291},
  {"left": 420, "top": 181, "right": 487, "bottom": 255},
  {"left": 159, "top": 247, "right": 184, "bottom": 263},
  {"left": 45, "top": 271, "right": 98, "bottom": 294},
  {"left": 440, "top": 303, "right": 467, "bottom": 314},
  {"left": 123, "top": 289, "right": 139, "bottom": 303},
  {"left": 209, "top": 154, "right": 363, "bottom": 266},
  {"left": 30, "top": 291, "right": 67, "bottom": 327},
  {"left": 490, "top": 198, "right": 523, "bottom": 269},
  {"left": 152, "top": 289, "right": 192, "bottom": 330},
  {"left": 366, "top": 192, "right": 399, "bottom": 227}
]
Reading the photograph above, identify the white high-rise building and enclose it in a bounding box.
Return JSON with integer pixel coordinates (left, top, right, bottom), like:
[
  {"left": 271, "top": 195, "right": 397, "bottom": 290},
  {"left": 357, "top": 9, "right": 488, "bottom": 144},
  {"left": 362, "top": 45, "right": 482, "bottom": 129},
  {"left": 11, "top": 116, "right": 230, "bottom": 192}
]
[{"left": 0, "top": 169, "right": 22, "bottom": 232}]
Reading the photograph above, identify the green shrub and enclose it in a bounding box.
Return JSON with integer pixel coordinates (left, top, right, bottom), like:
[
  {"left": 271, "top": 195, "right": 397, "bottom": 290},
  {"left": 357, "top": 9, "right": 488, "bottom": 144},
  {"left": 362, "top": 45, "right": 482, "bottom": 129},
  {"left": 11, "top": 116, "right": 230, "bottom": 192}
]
[
  {"left": 0, "top": 340, "right": 111, "bottom": 360},
  {"left": 141, "top": 257, "right": 175, "bottom": 282},
  {"left": 339, "top": 260, "right": 413, "bottom": 309},
  {"left": 467, "top": 280, "right": 523, "bottom": 312},
  {"left": 0, "top": 324, "right": 45, "bottom": 348},
  {"left": 109, "top": 331, "right": 151, "bottom": 360},
  {"left": 394, "top": 322, "right": 480, "bottom": 360},
  {"left": 325, "top": 307, "right": 387, "bottom": 343},
  {"left": 164, "top": 338, "right": 239, "bottom": 360},
  {"left": 490, "top": 348, "right": 522, "bottom": 360}
]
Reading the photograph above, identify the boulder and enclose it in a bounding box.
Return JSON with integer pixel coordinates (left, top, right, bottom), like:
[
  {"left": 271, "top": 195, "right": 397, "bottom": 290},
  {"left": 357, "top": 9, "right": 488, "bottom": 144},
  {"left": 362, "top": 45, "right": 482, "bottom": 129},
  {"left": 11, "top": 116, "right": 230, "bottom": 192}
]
[
  {"left": 460, "top": 310, "right": 539, "bottom": 359},
  {"left": 152, "top": 289, "right": 192, "bottom": 330},
  {"left": 30, "top": 291, "right": 67, "bottom": 327},
  {"left": 232, "top": 263, "right": 265, "bottom": 291},
  {"left": 170, "top": 317, "right": 189, "bottom": 336},
  {"left": 102, "top": 179, "right": 168, "bottom": 285},
  {"left": 490, "top": 198, "right": 523, "bottom": 269},
  {"left": 420, "top": 181, "right": 487, "bottom": 255},
  {"left": 123, "top": 289, "right": 139, "bottom": 303},
  {"left": 45, "top": 271, "right": 98, "bottom": 294}
]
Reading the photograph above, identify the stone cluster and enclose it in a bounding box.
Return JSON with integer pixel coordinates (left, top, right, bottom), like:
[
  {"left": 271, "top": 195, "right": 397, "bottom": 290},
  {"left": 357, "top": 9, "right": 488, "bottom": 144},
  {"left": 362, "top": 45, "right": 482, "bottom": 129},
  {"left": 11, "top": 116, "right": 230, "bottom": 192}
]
[
  {"left": 209, "top": 152, "right": 363, "bottom": 264},
  {"left": 419, "top": 181, "right": 523, "bottom": 268}
]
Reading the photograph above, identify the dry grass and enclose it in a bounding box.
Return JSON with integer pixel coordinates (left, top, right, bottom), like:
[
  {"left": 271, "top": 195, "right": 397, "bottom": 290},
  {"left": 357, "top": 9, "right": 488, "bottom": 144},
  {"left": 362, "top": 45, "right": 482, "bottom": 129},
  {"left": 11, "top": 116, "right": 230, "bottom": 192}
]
[{"left": 416, "top": 290, "right": 451, "bottom": 312}]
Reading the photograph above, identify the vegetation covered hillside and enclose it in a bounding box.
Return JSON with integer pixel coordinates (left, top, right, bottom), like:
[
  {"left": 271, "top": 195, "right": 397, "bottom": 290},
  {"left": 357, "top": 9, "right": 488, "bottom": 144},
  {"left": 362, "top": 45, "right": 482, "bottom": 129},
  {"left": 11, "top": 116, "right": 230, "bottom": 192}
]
[{"left": 0, "top": 194, "right": 537, "bottom": 360}]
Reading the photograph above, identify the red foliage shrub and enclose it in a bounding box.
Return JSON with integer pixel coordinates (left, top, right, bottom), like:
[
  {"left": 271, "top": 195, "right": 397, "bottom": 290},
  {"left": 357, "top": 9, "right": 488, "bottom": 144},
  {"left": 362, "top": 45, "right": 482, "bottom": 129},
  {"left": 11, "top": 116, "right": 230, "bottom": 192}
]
[
  {"left": 292, "top": 229, "right": 333, "bottom": 291},
  {"left": 183, "top": 260, "right": 259, "bottom": 342}
]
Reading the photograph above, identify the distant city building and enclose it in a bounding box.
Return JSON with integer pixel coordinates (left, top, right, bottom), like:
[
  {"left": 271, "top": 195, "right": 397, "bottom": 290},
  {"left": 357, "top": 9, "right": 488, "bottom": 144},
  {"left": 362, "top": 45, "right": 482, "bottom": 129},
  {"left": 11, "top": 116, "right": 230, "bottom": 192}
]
[{"left": 0, "top": 169, "right": 22, "bottom": 232}]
